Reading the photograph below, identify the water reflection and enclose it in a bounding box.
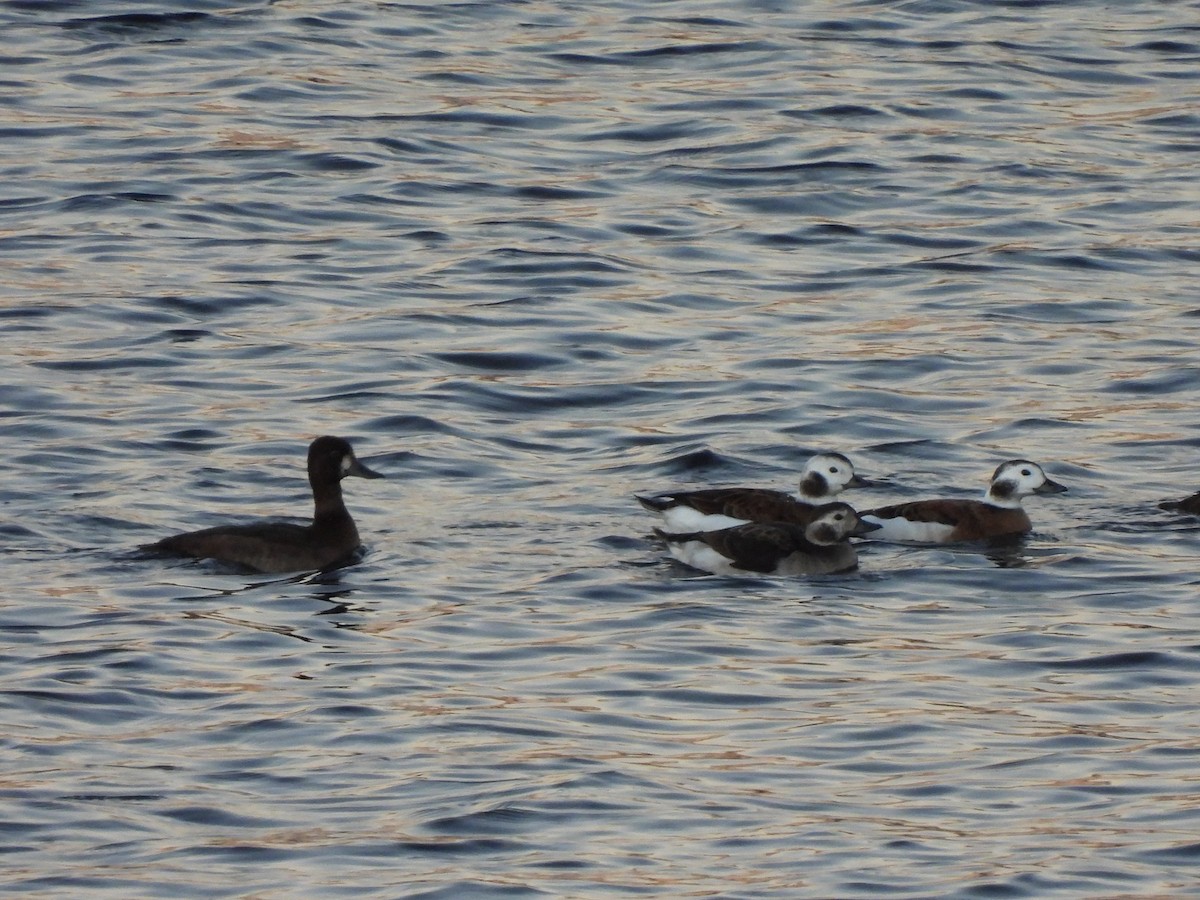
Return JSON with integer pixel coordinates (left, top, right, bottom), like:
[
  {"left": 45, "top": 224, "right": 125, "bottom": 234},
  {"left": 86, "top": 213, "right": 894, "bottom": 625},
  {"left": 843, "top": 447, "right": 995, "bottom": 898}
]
[{"left": 4, "top": 0, "right": 1200, "bottom": 896}]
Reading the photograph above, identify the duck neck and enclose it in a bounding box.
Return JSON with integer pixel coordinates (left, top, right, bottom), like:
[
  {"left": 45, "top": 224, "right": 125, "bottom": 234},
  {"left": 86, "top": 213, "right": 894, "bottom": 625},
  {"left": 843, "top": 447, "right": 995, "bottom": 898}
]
[
  {"left": 983, "top": 487, "right": 1022, "bottom": 509},
  {"left": 312, "top": 477, "right": 351, "bottom": 524}
]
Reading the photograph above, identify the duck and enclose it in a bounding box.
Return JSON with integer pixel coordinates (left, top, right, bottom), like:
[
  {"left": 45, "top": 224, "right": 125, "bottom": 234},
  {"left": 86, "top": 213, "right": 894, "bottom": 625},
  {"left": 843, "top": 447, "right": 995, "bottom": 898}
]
[
  {"left": 1159, "top": 491, "right": 1200, "bottom": 515},
  {"left": 654, "top": 501, "right": 880, "bottom": 576},
  {"left": 636, "top": 451, "right": 866, "bottom": 532},
  {"left": 142, "top": 435, "right": 384, "bottom": 573},
  {"left": 860, "top": 459, "right": 1066, "bottom": 544}
]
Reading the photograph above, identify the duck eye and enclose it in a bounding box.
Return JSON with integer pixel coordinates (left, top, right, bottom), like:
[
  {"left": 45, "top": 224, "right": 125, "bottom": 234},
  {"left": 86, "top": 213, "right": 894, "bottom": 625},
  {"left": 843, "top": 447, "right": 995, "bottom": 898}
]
[{"left": 1021, "top": 469, "right": 1031, "bottom": 477}]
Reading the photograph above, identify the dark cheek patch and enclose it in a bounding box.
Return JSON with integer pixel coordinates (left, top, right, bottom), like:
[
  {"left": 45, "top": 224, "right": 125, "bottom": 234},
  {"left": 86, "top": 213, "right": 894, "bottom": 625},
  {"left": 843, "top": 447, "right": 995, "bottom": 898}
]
[
  {"left": 801, "top": 472, "right": 829, "bottom": 495},
  {"left": 991, "top": 479, "right": 1016, "bottom": 501},
  {"left": 812, "top": 523, "right": 836, "bottom": 543}
]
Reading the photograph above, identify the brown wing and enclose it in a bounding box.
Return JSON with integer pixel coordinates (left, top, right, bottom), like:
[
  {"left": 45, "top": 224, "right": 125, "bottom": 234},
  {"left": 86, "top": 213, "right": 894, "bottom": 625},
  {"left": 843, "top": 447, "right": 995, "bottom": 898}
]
[
  {"left": 150, "top": 521, "right": 309, "bottom": 556},
  {"left": 863, "top": 499, "right": 973, "bottom": 526},
  {"left": 864, "top": 499, "right": 1031, "bottom": 540},
  {"left": 698, "top": 523, "right": 811, "bottom": 573},
  {"left": 145, "top": 521, "right": 353, "bottom": 573},
  {"left": 651, "top": 488, "right": 819, "bottom": 524}
]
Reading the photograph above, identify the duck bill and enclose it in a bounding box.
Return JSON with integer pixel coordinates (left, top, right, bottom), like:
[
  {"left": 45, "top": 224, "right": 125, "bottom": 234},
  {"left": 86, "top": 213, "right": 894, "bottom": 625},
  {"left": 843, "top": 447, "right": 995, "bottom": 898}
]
[
  {"left": 846, "top": 473, "right": 870, "bottom": 489},
  {"left": 347, "top": 458, "right": 385, "bottom": 479},
  {"left": 1035, "top": 479, "right": 1067, "bottom": 495},
  {"left": 851, "top": 519, "right": 882, "bottom": 536}
]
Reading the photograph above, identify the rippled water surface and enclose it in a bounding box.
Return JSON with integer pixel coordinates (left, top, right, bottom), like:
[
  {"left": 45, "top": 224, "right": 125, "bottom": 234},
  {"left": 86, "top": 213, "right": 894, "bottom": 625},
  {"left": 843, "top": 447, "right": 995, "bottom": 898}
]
[{"left": 4, "top": 0, "right": 1200, "bottom": 896}]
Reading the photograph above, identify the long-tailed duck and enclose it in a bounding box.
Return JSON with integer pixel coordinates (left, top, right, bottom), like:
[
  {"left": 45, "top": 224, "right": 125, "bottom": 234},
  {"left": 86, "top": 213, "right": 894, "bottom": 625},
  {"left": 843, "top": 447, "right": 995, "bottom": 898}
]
[
  {"left": 860, "top": 459, "right": 1065, "bottom": 543},
  {"left": 637, "top": 451, "right": 866, "bottom": 532},
  {"left": 654, "top": 501, "right": 880, "bottom": 576}
]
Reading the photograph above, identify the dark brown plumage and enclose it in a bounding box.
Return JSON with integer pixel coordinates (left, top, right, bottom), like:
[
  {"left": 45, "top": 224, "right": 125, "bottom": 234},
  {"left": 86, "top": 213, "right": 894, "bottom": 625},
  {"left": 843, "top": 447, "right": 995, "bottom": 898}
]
[
  {"left": 1160, "top": 492, "right": 1200, "bottom": 515},
  {"left": 143, "top": 436, "right": 383, "bottom": 573},
  {"left": 862, "top": 498, "right": 1033, "bottom": 542},
  {"left": 636, "top": 452, "right": 867, "bottom": 532},
  {"left": 639, "top": 487, "right": 824, "bottom": 525},
  {"left": 861, "top": 459, "right": 1066, "bottom": 544},
  {"left": 654, "top": 502, "right": 880, "bottom": 576}
]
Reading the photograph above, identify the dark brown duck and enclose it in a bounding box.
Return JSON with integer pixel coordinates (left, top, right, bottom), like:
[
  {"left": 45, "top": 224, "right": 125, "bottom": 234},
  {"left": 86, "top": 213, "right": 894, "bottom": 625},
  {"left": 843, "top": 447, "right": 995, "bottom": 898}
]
[
  {"left": 143, "top": 436, "right": 383, "bottom": 573},
  {"left": 1160, "top": 491, "right": 1200, "bottom": 515}
]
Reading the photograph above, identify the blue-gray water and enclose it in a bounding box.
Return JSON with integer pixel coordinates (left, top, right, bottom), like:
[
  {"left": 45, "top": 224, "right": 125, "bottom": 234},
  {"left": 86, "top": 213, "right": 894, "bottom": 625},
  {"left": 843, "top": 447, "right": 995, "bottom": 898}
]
[{"left": 3, "top": 1, "right": 1200, "bottom": 896}]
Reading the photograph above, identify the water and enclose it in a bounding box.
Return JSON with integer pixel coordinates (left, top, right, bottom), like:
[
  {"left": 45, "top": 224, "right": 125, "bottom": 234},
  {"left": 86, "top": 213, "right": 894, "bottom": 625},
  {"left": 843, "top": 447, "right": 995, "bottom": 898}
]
[{"left": 3, "top": 0, "right": 1200, "bottom": 896}]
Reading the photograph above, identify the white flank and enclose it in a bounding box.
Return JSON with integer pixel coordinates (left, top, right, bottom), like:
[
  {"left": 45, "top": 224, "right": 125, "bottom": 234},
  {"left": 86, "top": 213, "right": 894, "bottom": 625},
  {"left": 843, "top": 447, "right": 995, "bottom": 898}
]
[
  {"left": 861, "top": 514, "right": 956, "bottom": 544},
  {"left": 659, "top": 506, "right": 751, "bottom": 532},
  {"left": 665, "top": 541, "right": 739, "bottom": 575}
]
